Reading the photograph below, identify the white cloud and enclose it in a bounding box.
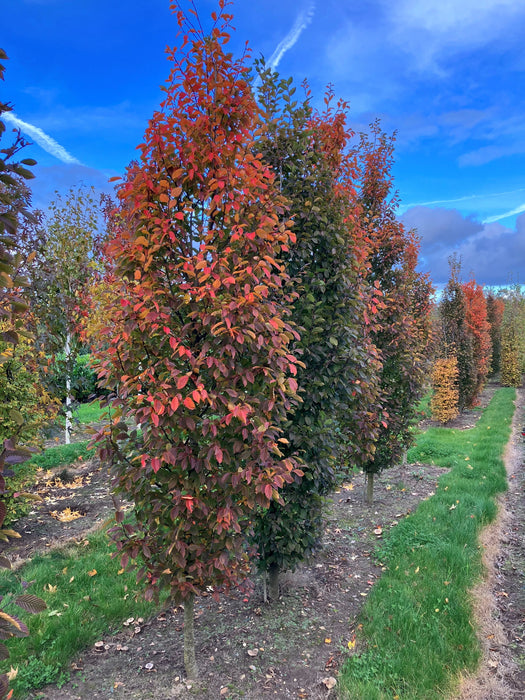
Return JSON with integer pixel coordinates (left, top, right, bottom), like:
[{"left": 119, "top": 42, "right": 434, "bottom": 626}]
[
  {"left": 401, "top": 205, "right": 525, "bottom": 285},
  {"left": 3, "top": 112, "right": 82, "bottom": 165}
]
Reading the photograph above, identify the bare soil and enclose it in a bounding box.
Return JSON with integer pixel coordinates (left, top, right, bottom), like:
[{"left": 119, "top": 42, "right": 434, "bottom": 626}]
[{"left": 3, "top": 384, "right": 523, "bottom": 700}]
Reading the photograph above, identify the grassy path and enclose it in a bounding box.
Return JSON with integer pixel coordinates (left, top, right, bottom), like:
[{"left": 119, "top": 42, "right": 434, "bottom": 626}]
[{"left": 338, "top": 387, "right": 516, "bottom": 699}]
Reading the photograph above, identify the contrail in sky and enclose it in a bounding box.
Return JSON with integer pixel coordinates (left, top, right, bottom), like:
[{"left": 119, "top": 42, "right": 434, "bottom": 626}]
[
  {"left": 267, "top": 1, "right": 316, "bottom": 71},
  {"left": 402, "top": 187, "right": 525, "bottom": 210},
  {"left": 483, "top": 202, "right": 525, "bottom": 224},
  {"left": 3, "top": 112, "right": 82, "bottom": 165}
]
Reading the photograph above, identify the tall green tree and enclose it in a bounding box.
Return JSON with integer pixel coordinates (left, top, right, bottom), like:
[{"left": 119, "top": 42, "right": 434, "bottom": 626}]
[
  {"left": 486, "top": 293, "right": 505, "bottom": 376},
  {"left": 251, "top": 72, "right": 381, "bottom": 596},
  {"left": 92, "top": 3, "right": 302, "bottom": 679}
]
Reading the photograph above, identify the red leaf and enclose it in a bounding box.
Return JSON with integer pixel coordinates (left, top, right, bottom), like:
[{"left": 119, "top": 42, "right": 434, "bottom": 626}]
[{"left": 177, "top": 375, "right": 189, "bottom": 389}]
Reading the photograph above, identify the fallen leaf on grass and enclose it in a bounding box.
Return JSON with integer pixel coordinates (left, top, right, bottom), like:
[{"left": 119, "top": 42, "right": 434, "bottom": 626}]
[
  {"left": 88, "top": 569, "right": 97, "bottom": 577},
  {"left": 50, "top": 507, "right": 84, "bottom": 522}
]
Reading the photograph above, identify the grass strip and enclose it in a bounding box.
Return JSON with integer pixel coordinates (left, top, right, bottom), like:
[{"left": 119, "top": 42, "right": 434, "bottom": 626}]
[
  {"left": 72, "top": 400, "right": 106, "bottom": 425},
  {"left": 338, "top": 387, "right": 516, "bottom": 699},
  {"left": 28, "top": 440, "right": 93, "bottom": 471},
  {"left": 0, "top": 525, "right": 162, "bottom": 696}
]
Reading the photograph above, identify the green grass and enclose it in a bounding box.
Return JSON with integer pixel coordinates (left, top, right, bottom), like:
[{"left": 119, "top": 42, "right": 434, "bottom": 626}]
[
  {"left": 28, "top": 440, "right": 94, "bottom": 471},
  {"left": 415, "top": 389, "right": 432, "bottom": 420},
  {"left": 338, "top": 387, "right": 516, "bottom": 699},
  {"left": 4, "top": 441, "right": 96, "bottom": 525},
  {"left": 0, "top": 526, "right": 163, "bottom": 697},
  {"left": 72, "top": 400, "right": 106, "bottom": 425}
]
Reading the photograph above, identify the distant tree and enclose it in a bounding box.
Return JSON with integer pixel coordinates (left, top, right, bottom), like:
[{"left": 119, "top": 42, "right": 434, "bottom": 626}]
[
  {"left": 32, "top": 187, "right": 101, "bottom": 442},
  {"left": 357, "top": 123, "right": 433, "bottom": 504},
  {"left": 486, "top": 293, "right": 505, "bottom": 376},
  {"left": 430, "top": 356, "right": 459, "bottom": 423},
  {"left": 439, "top": 256, "right": 476, "bottom": 411},
  {"left": 462, "top": 278, "right": 491, "bottom": 404},
  {"left": 500, "top": 285, "right": 525, "bottom": 387},
  {"left": 91, "top": 5, "right": 302, "bottom": 679}
]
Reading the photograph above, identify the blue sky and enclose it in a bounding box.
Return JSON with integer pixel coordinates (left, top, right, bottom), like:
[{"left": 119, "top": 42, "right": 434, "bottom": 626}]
[{"left": 2, "top": 0, "right": 524, "bottom": 286}]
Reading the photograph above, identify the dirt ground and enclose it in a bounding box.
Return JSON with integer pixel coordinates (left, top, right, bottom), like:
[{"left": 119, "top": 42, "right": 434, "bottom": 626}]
[{"left": 3, "top": 385, "right": 523, "bottom": 699}]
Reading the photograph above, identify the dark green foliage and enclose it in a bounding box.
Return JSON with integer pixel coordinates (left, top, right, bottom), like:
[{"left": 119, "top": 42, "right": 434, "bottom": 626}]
[
  {"left": 45, "top": 352, "right": 100, "bottom": 403},
  {"left": 251, "top": 68, "right": 380, "bottom": 583},
  {"left": 486, "top": 294, "right": 504, "bottom": 376}
]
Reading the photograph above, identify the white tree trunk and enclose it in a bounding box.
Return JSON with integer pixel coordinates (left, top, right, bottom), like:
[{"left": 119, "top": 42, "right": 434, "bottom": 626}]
[{"left": 65, "top": 332, "right": 72, "bottom": 445}]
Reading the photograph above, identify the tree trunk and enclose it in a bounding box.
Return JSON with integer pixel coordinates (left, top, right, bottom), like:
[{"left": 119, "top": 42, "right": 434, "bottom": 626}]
[
  {"left": 364, "top": 471, "right": 374, "bottom": 505},
  {"left": 65, "top": 332, "right": 72, "bottom": 445},
  {"left": 267, "top": 562, "right": 280, "bottom": 601},
  {"left": 183, "top": 594, "right": 198, "bottom": 680}
]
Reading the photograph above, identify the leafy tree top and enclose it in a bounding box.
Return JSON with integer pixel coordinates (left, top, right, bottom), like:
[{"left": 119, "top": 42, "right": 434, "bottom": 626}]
[{"left": 93, "top": 1, "right": 303, "bottom": 603}]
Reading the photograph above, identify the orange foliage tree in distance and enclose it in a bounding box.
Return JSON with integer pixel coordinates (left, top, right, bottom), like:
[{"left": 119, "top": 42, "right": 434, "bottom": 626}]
[
  {"left": 462, "top": 278, "right": 492, "bottom": 404},
  {"left": 431, "top": 356, "right": 459, "bottom": 423}
]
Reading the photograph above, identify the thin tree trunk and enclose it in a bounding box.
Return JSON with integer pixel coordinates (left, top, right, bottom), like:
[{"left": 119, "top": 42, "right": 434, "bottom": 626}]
[
  {"left": 183, "top": 594, "right": 198, "bottom": 680},
  {"left": 65, "top": 332, "right": 72, "bottom": 445},
  {"left": 267, "top": 562, "right": 280, "bottom": 601},
  {"left": 365, "top": 471, "right": 374, "bottom": 505}
]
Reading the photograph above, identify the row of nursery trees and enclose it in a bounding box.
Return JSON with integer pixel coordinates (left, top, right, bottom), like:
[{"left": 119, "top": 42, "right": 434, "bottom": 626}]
[
  {"left": 86, "top": 3, "right": 436, "bottom": 679},
  {"left": 431, "top": 256, "right": 525, "bottom": 423},
  {"left": 0, "top": 1, "right": 523, "bottom": 685}
]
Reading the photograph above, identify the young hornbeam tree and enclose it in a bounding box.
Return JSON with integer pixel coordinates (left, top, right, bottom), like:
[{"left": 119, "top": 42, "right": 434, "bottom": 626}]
[
  {"left": 462, "top": 278, "right": 492, "bottom": 404},
  {"left": 356, "top": 123, "right": 433, "bottom": 504},
  {"left": 486, "top": 293, "right": 505, "bottom": 376},
  {"left": 430, "top": 356, "right": 459, "bottom": 423},
  {"left": 251, "top": 73, "right": 381, "bottom": 597},
  {"left": 92, "top": 2, "right": 302, "bottom": 679},
  {"left": 439, "top": 255, "right": 476, "bottom": 411},
  {"left": 32, "top": 187, "right": 100, "bottom": 443},
  {"left": 500, "top": 285, "right": 525, "bottom": 387}
]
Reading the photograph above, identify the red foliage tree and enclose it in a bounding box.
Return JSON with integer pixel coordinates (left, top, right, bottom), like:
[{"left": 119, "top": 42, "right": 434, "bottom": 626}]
[
  {"left": 92, "top": 2, "right": 302, "bottom": 679},
  {"left": 354, "top": 122, "right": 433, "bottom": 503},
  {"left": 462, "top": 278, "right": 492, "bottom": 404}
]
